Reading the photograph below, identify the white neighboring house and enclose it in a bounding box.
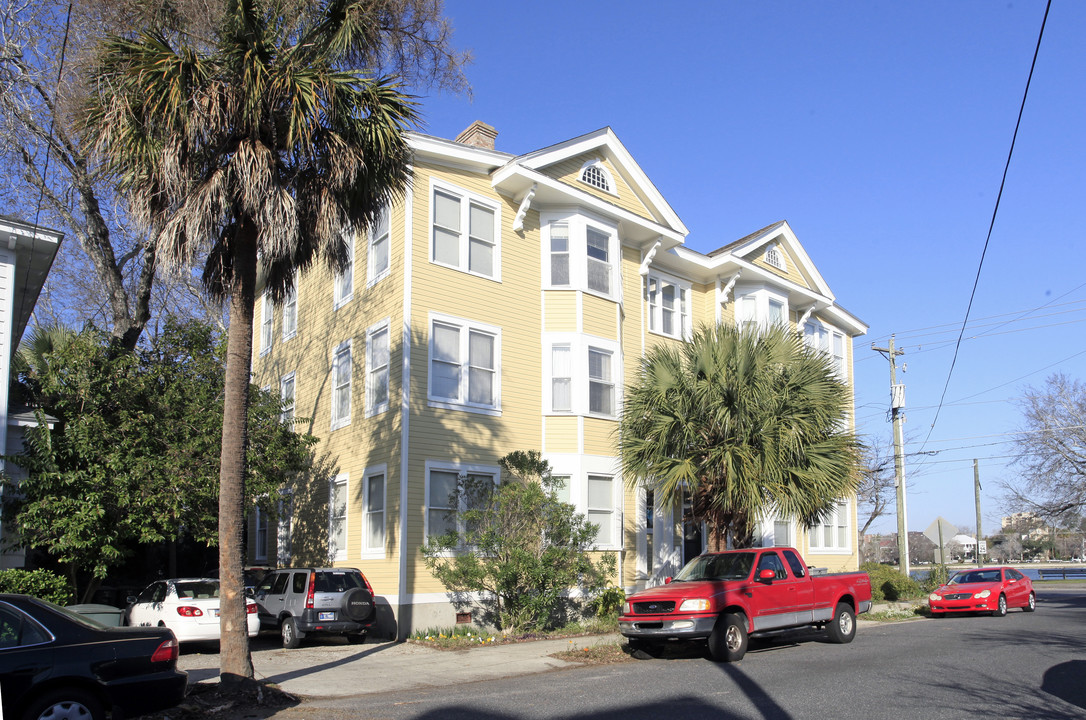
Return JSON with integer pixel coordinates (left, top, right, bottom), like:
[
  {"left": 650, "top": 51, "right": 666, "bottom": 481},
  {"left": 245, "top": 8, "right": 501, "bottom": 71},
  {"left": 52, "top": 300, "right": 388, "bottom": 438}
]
[{"left": 0, "top": 215, "right": 63, "bottom": 569}]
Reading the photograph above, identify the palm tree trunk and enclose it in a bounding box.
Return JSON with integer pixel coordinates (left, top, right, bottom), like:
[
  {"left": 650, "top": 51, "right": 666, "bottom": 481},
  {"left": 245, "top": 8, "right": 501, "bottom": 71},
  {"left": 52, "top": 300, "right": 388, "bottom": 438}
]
[{"left": 218, "top": 222, "right": 258, "bottom": 684}]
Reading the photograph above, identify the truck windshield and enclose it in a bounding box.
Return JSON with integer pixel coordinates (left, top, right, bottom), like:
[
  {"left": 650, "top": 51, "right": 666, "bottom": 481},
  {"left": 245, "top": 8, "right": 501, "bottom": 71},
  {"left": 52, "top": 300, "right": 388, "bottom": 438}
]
[{"left": 672, "top": 552, "right": 755, "bottom": 582}]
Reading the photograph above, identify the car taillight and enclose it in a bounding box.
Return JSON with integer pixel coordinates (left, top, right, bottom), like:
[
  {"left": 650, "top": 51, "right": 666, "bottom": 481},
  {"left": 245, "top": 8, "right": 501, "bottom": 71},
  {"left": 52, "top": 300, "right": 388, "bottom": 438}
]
[
  {"left": 151, "top": 637, "right": 179, "bottom": 663},
  {"left": 176, "top": 606, "right": 203, "bottom": 617},
  {"left": 246, "top": 602, "right": 257, "bottom": 614},
  {"left": 305, "top": 572, "right": 316, "bottom": 609}
]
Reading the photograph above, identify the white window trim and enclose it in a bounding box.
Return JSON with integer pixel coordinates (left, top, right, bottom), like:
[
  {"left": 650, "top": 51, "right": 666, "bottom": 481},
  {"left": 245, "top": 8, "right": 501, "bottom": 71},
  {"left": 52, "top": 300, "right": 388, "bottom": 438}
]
[
  {"left": 578, "top": 159, "right": 618, "bottom": 197},
  {"left": 542, "top": 333, "right": 622, "bottom": 418},
  {"left": 427, "top": 312, "right": 501, "bottom": 416},
  {"left": 424, "top": 460, "right": 500, "bottom": 546},
  {"left": 646, "top": 271, "right": 693, "bottom": 341},
  {"left": 282, "top": 286, "right": 297, "bottom": 342},
  {"left": 361, "top": 464, "right": 387, "bottom": 559},
  {"left": 735, "top": 285, "right": 790, "bottom": 330},
  {"left": 367, "top": 206, "right": 391, "bottom": 287},
  {"left": 808, "top": 500, "right": 851, "bottom": 554},
  {"left": 331, "top": 339, "right": 352, "bottom": 431},
  {"left": 260, "top": 293, "right": 273, "bottom": 355},
  {"left": 365, "top": 319, "right": 391, "bottom": 417},
  {"left": 540, "top": 212, "right": 620, "bottom": 301},
  {"left": 429, "top": 178, "right": 502, "bottom": 282},
  {"left": 544, "top": 454, "right": 623, "bottom": 551},
  {"left": 280, "top": 371, "right": 296, "bottom": 425},
  {"left": 329, "top": 474, "right": 349, "bottom": 561},
  {"left": 334, "top": 228, "right": 355, "bottom": 310}
]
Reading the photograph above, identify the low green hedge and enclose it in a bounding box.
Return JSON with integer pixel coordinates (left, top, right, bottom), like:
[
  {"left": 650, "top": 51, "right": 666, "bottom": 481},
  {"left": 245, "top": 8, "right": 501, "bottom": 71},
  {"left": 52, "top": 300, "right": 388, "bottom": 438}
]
[
  {"left": 861, "top": 562, "right": 922, "bottom": 601},
  {"left": 0, "top": 568, "right": 73, "bottom": 605}
]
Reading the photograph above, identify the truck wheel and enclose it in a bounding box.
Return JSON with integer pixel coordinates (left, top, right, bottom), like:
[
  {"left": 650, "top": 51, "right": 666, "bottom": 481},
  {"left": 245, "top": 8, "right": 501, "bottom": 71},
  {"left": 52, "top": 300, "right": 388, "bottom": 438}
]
[
  {"left": 708, "top": 613, "right": 748, "bottom": 662},
  {"left": 282, "top": 616, "right": 304, "bottom": 649},
  {"left": 993, "top": 594, "right": 1007, "bottom": 617},
  {"left": 826, "top": 603, "right": 856, "bottom": 644}
]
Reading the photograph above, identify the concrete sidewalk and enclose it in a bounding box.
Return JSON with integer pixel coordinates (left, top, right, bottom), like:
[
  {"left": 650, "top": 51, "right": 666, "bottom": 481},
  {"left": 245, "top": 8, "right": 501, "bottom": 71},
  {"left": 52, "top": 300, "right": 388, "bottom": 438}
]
[
  {"left": 178, "top": 612, "right": 904, "bottom": 699},
  {"left": 177, "top": 633, "right": 624, "bottom": 698}
]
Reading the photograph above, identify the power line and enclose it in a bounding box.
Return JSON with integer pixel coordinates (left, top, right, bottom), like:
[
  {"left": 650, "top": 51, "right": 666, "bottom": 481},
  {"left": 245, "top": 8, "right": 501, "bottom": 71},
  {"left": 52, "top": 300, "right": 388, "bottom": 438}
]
[{"left": 921, "top": 0, "right": 1051, "bottom": 450}]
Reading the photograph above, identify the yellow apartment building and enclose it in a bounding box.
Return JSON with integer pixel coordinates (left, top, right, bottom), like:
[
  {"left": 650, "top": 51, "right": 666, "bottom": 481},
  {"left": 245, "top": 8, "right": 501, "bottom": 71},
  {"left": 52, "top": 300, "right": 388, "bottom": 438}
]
[{"left": 248, "top": 122, "right": 868, "bottom": 638}]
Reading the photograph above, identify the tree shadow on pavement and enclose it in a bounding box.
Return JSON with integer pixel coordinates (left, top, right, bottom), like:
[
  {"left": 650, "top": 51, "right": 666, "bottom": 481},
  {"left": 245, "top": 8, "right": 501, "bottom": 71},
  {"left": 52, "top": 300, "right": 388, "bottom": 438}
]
[
  {"left": 1042, "top": 660, "right": 1086, "bottom": 711},
  {"left": 409, "top": 697, "right": 769, "bottom": 720}
]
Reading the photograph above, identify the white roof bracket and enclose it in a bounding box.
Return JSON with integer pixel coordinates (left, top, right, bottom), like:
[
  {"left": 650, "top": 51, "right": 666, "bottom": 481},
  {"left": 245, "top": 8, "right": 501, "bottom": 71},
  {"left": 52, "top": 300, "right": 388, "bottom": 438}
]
[{"left": 512, "top": 183, "right": 537, "bottom": 233}]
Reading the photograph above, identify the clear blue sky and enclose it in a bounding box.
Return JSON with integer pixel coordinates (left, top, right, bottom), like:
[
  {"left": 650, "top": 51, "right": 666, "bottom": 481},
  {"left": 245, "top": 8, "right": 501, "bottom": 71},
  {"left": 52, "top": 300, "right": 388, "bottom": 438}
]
[{"left": 415, "top": 0, "right": 1086, "bottom": 536}]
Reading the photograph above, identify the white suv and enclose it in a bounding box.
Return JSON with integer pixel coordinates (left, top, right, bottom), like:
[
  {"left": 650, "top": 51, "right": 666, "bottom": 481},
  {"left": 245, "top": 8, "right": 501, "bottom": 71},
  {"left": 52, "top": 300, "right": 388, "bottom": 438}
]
[{"left": 254, "top": 568, "right": 376, "bottom": 648}]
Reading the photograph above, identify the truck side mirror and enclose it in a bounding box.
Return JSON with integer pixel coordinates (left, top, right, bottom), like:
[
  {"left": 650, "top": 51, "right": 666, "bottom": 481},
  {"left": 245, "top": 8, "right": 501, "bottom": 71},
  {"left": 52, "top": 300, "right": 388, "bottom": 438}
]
[
  {"left": 664, "top": 577, "right": 672, "bottom": 584},
  {"left": 758, "top": 569, "right": 776, "bottom": 582}
]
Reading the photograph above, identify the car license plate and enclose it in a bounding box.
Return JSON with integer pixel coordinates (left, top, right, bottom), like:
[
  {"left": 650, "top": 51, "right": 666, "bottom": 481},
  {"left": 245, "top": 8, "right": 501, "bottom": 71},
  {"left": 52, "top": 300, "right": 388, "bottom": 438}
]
[
  {"left": 319, "top": 611, "right": 335, "bottom": 621},
  {"left": 213, "top": 609, "right": 220, "bottom": 617}
]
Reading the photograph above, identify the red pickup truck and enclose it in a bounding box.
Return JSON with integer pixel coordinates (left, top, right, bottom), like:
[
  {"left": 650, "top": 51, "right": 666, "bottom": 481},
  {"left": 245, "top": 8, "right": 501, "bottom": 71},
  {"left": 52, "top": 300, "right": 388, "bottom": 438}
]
[{"left": 618, "top": 547, "right": 872, "bottom": 662}]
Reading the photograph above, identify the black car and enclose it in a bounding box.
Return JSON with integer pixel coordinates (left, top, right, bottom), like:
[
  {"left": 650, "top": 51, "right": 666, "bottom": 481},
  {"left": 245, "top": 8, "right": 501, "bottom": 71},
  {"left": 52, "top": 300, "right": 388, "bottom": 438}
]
[{"left": 0, "top": 594, "right": 188, "bottom": 720}]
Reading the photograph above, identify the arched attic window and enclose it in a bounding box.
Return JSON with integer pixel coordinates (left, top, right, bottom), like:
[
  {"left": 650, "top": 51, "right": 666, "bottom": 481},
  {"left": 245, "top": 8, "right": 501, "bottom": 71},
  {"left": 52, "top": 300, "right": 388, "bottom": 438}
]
[
  {"left": 764, "top": 243, "right": 786, "bottom": 271},
  {"left": 579, "top": 160, "right": 615, "bottom": 194}
]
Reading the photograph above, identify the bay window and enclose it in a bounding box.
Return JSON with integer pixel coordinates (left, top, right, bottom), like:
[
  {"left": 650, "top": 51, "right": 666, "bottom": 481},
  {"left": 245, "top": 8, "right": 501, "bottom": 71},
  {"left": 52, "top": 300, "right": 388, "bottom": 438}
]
[{"left": 541, "top": 214, "right": 618, "bottom": 299}]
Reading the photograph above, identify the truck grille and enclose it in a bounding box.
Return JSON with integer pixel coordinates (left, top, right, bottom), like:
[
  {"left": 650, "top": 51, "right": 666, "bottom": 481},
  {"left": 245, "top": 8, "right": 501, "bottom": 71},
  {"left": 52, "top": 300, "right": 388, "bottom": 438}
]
[{"left": 632, "top": 601, "right": 675, "bottom": 614}]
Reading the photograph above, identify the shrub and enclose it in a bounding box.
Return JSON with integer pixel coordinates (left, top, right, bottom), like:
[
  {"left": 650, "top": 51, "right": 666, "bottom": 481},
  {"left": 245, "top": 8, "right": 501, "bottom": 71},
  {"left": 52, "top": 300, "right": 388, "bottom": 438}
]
[
  {"left": 861, "top": 562, "right": 921, "bottom": 601},
  {"left": 921, "top": 564, "right": 952, "bottom": 593},
  {"left": 592, "top": 586, "right": 625, "bottom": 620},
  {"left": 0, "top": 568, "right": 73, "bottom": 605},
  {"left": 421, "top": 450, "right": 616, "bottom": 632}
]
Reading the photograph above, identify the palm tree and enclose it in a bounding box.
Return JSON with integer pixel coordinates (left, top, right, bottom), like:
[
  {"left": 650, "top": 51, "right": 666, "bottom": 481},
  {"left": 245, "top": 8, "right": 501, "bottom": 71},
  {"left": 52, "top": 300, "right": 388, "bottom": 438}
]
[
  {"left": 619, "top": 322, "right": 861, "bottom": 553},
  {"left": 82, "top": 0, "right": 418, "bottom": 683}
]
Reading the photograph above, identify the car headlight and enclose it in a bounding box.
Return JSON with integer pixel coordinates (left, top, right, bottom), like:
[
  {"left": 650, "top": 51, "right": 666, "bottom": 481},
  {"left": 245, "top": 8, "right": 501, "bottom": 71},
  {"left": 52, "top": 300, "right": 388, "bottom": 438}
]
[
  {"left": 974, "top": 589, "right": 991, "bottom": 599},
  {"left": 929, "top": 593, "right": 942, "bottom": 601},
  {"left": 678, "top": 598, "right": 711, "bottom": 612}
]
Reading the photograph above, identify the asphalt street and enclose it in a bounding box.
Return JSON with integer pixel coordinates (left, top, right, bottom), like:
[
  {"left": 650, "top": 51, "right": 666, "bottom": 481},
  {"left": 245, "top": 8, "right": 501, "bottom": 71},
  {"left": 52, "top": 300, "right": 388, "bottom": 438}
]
[{"left": 276, "top": 585, "right": 1086, "bottom": 720}]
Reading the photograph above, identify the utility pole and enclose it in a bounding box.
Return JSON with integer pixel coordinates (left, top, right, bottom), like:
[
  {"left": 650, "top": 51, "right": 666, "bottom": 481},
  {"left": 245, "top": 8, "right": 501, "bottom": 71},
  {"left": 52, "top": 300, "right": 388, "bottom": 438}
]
[
  {"left": 975, "top": 459, "right": 983, "bottom": 568},
  {"left": 873, "top": 335, "right": 910, "bottom": 576}
]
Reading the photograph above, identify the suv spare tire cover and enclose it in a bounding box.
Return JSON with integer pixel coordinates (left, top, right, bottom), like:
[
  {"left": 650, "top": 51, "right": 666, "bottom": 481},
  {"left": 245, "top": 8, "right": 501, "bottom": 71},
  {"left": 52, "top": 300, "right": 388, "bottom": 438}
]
[{"left": 342, "top": 587, "right": 375, "bottom": 622}]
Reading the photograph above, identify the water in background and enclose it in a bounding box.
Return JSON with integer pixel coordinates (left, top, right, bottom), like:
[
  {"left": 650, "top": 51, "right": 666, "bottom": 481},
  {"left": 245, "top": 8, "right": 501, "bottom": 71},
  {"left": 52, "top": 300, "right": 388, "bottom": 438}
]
[{"left": 910, "top": 567, "right": 1067, "bottom": 582}]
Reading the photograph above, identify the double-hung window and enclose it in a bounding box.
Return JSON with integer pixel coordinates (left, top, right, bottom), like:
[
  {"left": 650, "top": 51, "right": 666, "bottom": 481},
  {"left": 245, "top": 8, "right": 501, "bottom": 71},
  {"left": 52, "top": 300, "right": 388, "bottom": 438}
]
[
  {"left": 366, "top": 320, "right": 390, "bottom": 416},
  {"left": 254, "top": 507, "right": 269, "bottom": 562},
  {"left": 429, "top": 314, "right": 500, "bottom": 414},
  {"left": 587, "top": 474, "right": 615, "bottom": 546},
  {"left": 362, "top": 468, "right": 386, "bottom": 557},
  {"left": 550, "top": 224, "right": 570, "bottom": 286},
  {"left": 260, "top": 293, "right": 273, "bottom": 354},
  {"left": 542, "top": 215, "right": 618, "bottom": 299},
  {"left": 368, "top": 207, "right": 390, "bottom": 285},
  {"left": 647, "top": 275, "right": 691, "bottom": 339},
  {"left": 329, "top": 475, "right": 348, "bottom": 560},
  {"left": 545, "top": 335, "right": 620, "bottom": 417},
  {"left": 282, "top": 287, "right": 297, "bottom": 341},
  {"left": 425, "top": 463, "right": 498, "bottom": 543},
  {"left": 431, "top": 181, "right": 501, "bottom": 280},
  {"left": 808, "top": 501, "right": 850, "bottom": 553},
  {"left": 334, "top": 229, "right": 354, "bottom": 309},
  {"left": 586, "top": 228, "right": 611, "bottom": 294},
  {"left": 331, "top": 339, "right": 352, "bottom": 430},
  {"left": 280, "top": 372, "right": 295, "bottom": 425},
  {"left": 588, "top": 347, "right": 614, "bottom": 416},
  {"left": 551, "top": 345, "right": 572, "bottom": 412}
]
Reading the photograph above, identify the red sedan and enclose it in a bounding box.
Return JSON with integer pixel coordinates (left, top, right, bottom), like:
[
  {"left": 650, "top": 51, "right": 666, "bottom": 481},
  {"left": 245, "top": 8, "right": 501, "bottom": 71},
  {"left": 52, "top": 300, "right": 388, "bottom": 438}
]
[{"left": 928, "top": 566, "right": 1035, "bottom": 617}]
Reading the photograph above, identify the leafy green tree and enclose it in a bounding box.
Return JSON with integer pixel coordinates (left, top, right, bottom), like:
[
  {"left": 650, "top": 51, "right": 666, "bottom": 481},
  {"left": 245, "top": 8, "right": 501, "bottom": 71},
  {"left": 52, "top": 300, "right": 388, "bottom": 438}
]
[
  {"left": 421, "top": 451, "right": 616, "bottom": 632},
  {"left": 4, "top": 319, "right": 315, "bottom": 602},
  {"left": 81, "top": 0, "right": 418, "bottom": 681},
  {"left": 619, "top": 322, "right": 861, "bottom": 551}
]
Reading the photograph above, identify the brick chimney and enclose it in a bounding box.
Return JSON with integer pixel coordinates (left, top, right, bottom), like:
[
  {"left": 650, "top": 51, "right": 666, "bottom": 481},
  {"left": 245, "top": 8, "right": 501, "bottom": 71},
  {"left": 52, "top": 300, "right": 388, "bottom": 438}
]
[{"left": 454, "top": 121, "right": 498, "bottom": 150}]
